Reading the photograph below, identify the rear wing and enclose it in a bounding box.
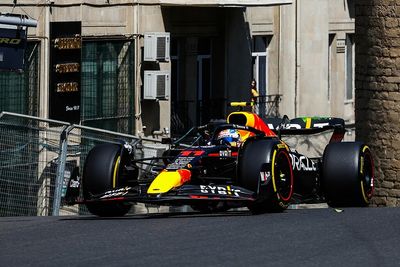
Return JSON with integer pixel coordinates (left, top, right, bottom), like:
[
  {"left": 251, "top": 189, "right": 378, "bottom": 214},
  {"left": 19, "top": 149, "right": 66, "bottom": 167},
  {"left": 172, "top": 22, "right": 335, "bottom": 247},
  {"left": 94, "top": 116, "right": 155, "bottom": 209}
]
[{"left": 263, "top": 117, "right": 346, "bottom": 142}]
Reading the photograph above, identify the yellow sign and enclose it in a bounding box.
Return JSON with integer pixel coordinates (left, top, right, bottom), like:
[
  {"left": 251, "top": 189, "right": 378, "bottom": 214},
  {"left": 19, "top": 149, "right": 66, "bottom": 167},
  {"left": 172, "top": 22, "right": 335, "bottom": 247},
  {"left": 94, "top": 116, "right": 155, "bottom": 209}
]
[
  {"left": 53, "top": 36, "right": 81, "bottom": 49},
  {"left": 55, "top": 63, "right": 80, "bottom": 73},
  {"left": 56, "top": 82, "right": 79, "bottom": 93}
]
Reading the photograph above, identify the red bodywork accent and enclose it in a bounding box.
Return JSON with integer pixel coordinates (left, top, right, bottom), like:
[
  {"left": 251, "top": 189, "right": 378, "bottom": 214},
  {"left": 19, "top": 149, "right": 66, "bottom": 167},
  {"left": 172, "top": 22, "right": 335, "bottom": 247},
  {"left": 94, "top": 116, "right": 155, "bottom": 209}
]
[
  {"left": 329, "top": 132, "right": 345, "bottom": 143},
  {"left": 207, "top": 152, "right": 239, "bottom": 157},
  {"left": 228, "top": 111, "right": 276, "bottom": 137},
  {"left": 178, "top": 169, "right": 191, "bottom": 184},
  {"left": 190, "top": 195, "right": 209, "bottom": 199},
  {"left": 252, "top": 114, "right": 277, "bottom": 137},
  {"left": 180, "top": 150, "right": 205, "bottom": 157}
]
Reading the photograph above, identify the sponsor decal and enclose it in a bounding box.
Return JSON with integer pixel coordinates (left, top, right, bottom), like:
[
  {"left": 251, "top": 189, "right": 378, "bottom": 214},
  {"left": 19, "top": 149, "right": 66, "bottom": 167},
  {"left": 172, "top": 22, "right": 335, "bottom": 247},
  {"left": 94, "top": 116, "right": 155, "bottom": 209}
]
[
  {"left": 268, "top": 121, "right": 330, "bottom": 130},
  {"left": 200, "top": 185, "right": 241, "bottom": 197},
  {"left": 219, "top": 150, "right": 232, "bottom": 157},
  {"left": 0, "top": 38, "right": 22, "bottom": 45},
  {"left": 289, "top": 154, "right": 317, "bottom": 172},
  {"left": 314, "top": 122, "right": 329, "bottom": 128},
  {"left": 360, "top": 155, "right": 364, "bottom": 175},
  {"left": 277, "top": 144, "right": 286, "bottom": 149},
  {"left": 167, "top": 156, "right": 194, "bottom": 170},
  {"left": 69, "top": 179, "right": 80, "bottom": 188},
  {"left": 123, "top": 143, "right": 133, "bottom": 154},
  {"left": 260, "top": 171, "right": 271, "bottom": 184},
  {"left": 0, "top": 28, "right": 27, "bottom": 70},
  {"left": 100, "top": 187, "right": 131, "bottom": 199}
]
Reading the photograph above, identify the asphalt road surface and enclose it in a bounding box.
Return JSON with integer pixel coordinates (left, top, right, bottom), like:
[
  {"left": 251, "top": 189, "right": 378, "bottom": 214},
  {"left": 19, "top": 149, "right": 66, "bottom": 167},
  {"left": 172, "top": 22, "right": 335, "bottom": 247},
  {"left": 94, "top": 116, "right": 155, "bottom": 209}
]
[{"left": 1, "top": 207, "right": 399, "bottom": 267}]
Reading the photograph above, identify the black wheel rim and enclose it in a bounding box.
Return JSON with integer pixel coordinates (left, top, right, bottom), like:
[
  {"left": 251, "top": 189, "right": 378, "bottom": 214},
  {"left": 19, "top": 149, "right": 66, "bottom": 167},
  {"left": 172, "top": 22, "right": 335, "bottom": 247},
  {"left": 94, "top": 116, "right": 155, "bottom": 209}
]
[
  {"left": 273, "top": 150, "right": 294, "bottom": 202},
  {"left": 361, "top": 147, "right": 374, "bottom": 201}
]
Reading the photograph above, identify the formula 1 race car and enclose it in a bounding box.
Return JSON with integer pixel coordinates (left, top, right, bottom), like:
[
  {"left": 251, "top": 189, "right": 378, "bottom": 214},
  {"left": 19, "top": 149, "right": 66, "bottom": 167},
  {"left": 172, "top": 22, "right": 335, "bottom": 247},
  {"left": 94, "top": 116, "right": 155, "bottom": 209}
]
[{"left": 66, "top": 103, "right": 374, "bottom": 216}]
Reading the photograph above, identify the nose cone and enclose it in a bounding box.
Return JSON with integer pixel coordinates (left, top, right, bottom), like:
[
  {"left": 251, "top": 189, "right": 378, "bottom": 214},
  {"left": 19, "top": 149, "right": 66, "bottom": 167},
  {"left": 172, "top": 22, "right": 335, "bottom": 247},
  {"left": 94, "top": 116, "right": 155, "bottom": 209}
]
[{"left": 147, "top": 169, "right": 191, "bottom": 194}]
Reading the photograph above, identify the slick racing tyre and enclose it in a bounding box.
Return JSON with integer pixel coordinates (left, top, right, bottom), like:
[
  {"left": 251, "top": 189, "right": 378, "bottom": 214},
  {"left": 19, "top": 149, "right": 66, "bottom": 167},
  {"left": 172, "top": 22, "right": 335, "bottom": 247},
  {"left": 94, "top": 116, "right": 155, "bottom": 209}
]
[
  {"left": 83, "top": 144, "right": 132, "bottom": 217},
  {"left": 237, "top": 139, "right": 294, "bottom": 214},
  {"left": 322, "top": 142, "right": 374, "bottom": 207}
]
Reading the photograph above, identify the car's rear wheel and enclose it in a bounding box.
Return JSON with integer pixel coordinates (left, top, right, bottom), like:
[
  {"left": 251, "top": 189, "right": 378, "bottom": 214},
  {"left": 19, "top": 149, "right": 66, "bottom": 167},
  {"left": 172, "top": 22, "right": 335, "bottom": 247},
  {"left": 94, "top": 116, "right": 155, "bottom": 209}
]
[
  {"left": 237, "top": 139, "right": 294, "bottom": 214},
  {"left": 83, "top": 144, "right": 133, "bottom": 217},
  {"left": 322, "top": 142, "right": 374, "bottom": 207}
]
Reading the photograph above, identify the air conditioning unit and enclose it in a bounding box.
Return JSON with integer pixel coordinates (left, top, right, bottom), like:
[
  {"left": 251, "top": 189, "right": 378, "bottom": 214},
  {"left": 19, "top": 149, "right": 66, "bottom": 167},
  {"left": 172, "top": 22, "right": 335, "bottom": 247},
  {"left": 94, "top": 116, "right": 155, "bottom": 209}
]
[
  {"left": 144, "top": 32, "right": 170, "bottom": 62},
  {"left": 143, "top": 71, "right": 170, "bottom": 100}
]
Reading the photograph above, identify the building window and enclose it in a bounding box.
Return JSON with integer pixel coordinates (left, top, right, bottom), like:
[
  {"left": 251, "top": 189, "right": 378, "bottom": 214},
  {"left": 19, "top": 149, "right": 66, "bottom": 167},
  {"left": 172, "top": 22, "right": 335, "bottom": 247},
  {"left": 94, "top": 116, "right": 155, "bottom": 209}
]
[
  {"left": 345, "top": 34, "right": 355, "bottom": 101},
  {"left": 170, "top": 38, "right": 186, "bottom": 135},
  {"left": 81, "top": 40, "right": 134, "bottom": 133},
  {"left": 0, "top": 42, "right": 39, "bottom": 116},
  {"left": 252, "top": 36, "right": 270, "bottom": 117},
  {"left": 251, "top": 36, "right": 269, "bottom": 96},
  {"left": 328, "top": 34, "right": 335, "bottom": 101}
]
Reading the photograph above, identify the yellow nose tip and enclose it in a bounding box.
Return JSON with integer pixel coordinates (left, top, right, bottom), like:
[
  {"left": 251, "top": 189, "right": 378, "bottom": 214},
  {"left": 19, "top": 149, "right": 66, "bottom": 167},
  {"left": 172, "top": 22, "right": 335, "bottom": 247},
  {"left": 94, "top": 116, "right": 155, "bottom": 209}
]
[{"left": 147, "top": 170, "right": 191, "bottom": 194}]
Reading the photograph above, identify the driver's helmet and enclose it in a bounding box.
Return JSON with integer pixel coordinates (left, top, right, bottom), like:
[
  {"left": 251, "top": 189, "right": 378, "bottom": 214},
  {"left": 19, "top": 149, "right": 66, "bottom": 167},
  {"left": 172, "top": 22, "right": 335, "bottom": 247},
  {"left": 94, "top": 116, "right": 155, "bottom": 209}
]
[{"left": 217, "top": 129, "right": 241, "bottom": 147}]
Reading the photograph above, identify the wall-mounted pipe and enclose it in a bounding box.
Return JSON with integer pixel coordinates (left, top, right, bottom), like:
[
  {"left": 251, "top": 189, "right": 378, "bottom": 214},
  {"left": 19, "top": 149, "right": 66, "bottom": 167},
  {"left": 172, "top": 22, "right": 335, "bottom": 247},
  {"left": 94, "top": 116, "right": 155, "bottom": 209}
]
[{"left": 0, "top": 14, "right": 37, "bottom": 27}]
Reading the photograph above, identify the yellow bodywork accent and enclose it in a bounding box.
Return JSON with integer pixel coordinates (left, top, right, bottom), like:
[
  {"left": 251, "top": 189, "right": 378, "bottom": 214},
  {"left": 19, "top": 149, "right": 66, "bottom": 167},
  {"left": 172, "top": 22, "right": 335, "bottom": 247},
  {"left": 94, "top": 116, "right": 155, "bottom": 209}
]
[
  {"left": 277, "top": 143, "right": 289, "bottom": 151},
  {"left": 230, "top": 102, "right": 253, "bottom": 107},
  {"left": 305, "top": 118, "right": 312, "bottom": 129},
  {"left": 271, "top": 150, "right": 278, "bottom": 193},
  {"left": 147, "top": 171, "right": 184, "bottom": 194},
  {"left": 227, "top": 112, "right": 256, "bottom": 128},
  {"left": 112, "top": 156, "right": 121, "bottom": 188},
  {"left": 238, "top": 130, "right": 252, "bottom": 142}
]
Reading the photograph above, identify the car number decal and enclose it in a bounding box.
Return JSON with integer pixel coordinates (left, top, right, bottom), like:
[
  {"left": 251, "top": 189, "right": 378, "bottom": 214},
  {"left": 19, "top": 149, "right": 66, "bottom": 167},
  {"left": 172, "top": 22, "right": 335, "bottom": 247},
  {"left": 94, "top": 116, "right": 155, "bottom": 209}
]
[{"left": 200, "top": 185, "right": 241, "bottom": 197}]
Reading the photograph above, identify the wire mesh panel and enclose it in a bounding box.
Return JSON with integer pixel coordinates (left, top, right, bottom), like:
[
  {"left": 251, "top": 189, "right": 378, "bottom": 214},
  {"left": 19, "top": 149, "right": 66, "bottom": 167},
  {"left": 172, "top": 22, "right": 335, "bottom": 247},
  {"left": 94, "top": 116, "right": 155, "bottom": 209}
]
[
  {"left": 0, "top": 112, "right": 168, "bottom": 216},
  {"left": 0, "top": 116, "right": 64, "bottom": 216},
  {"left": 60, "top": 127, "right": 140, "bottom": 215}
]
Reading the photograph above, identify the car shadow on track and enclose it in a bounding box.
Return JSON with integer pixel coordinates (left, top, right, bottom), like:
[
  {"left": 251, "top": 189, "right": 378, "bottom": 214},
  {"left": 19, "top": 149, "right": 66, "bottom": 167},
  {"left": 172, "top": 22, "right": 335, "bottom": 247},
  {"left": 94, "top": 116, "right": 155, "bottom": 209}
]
[{"left": 59, "top": 209, "right": 256, "bottom": 221}]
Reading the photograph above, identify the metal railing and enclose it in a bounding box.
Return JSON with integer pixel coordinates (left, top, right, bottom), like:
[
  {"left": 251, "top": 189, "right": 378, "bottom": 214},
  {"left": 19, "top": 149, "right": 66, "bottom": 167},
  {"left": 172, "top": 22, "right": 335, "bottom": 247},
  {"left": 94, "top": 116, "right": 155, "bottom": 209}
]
[
  {"left": 254, "top": 94, "right": 282, "bottom": 118},
  {"left": 0, "top": 112, "right": 165, "bottom": 216}
]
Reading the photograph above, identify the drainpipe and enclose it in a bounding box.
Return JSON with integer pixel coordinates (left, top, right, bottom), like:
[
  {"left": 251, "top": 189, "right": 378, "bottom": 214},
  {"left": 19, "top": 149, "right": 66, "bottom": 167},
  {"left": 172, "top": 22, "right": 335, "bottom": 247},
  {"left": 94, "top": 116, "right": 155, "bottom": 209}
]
[
  {"left": 294, "top": 0, "right": 299, "bottom": 117},
  {"left": 0, "top": 14, "right": 37, "bottom": 27}
]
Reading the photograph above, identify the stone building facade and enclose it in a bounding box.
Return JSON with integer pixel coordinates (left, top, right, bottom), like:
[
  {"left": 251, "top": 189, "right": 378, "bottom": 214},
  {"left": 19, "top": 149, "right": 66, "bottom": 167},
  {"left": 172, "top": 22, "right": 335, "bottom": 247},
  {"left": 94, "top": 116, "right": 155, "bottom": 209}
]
[
  {"left": 355, "top": 1, "right": 400, "bottom": 206},
  {"left": 0, "top": 0, "right": 356, "bottom": 138}
]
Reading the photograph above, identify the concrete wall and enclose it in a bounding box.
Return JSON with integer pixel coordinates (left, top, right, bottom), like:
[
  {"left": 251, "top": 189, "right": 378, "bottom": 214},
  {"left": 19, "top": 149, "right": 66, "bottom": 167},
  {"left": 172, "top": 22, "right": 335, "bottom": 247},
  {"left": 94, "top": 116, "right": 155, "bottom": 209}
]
[{"left": 297, "top": 0, "right": 329, "bottom": 116}]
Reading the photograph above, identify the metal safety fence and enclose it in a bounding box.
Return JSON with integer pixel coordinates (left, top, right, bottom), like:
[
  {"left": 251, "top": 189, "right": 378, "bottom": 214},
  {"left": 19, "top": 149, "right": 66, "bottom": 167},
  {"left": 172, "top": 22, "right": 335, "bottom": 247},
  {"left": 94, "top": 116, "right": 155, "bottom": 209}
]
[{"left": 0, "top": 112, "right": 166, "bottom": 216}]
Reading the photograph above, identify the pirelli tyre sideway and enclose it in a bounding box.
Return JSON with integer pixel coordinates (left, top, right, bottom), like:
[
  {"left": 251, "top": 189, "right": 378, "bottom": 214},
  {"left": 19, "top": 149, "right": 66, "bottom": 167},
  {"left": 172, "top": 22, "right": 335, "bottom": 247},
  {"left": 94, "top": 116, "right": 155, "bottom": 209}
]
[
  {"left": 237, "top": 138, "right": 294, "bottom": 214},
  {"left": 83, "top": 144, "right": 132, "bottom": 217},
  {"left": 322, "top": 142, "right": 374, "bottom": 207}
]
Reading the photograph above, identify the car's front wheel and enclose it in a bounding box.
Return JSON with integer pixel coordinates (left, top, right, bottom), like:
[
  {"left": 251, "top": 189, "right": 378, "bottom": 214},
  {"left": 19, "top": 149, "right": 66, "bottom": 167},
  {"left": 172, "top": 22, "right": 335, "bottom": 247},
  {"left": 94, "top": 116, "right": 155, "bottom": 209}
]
[
  {"left": 237, "top": 138, "right": 294, "bottom": 214},
  {"left": 83, "top": 144, "right": 133, "bottom": 217}
]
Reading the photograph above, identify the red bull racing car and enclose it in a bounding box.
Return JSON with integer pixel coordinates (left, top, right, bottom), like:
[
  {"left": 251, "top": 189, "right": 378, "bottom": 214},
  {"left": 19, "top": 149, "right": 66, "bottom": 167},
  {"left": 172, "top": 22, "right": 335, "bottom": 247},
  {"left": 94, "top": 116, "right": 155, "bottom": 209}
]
[{"left": 67, "top": 103, "right": 374, "bottom": 216}]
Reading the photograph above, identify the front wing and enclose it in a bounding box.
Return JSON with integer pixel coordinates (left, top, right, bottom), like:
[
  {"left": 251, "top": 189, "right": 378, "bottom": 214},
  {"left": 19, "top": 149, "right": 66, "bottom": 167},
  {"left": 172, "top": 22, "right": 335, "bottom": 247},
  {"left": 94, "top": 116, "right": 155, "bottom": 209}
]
[{"left": 70, "top": 184, "right": 256, "bottom": 206}]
